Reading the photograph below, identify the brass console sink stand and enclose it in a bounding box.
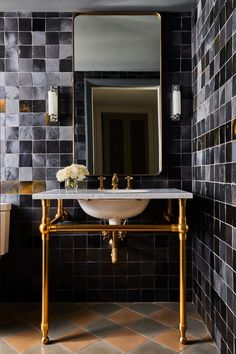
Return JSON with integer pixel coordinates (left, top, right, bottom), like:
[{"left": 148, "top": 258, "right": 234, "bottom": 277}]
[{"left": 39, "top": 198, "right": 189, "bottom": 345}]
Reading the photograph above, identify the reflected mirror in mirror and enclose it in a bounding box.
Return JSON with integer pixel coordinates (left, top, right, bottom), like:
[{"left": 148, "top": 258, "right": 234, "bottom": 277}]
[{"left": 73, "top": 13, "right": 162, "bottom": 175}]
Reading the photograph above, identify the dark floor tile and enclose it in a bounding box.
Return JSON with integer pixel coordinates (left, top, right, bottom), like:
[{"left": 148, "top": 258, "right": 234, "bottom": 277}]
[
  {"left": 129, "top": 340, "right": 176, "bottom": 354},
  {"left": 89, "top": 303, "right": 122, "bottom": 316},
  {"left": 128, "top": 318, "right": 168, "bottom": 338}
]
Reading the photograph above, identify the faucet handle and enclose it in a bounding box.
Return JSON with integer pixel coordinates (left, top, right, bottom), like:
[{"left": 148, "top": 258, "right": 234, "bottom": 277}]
[
  {"left": 125, "top": 176, "right": 133, "bottom": 190},
  {"left": 112, "top": 173, "right": 119, "bottom": 190},
  {"left": 98, "top": 176, "right": 106, "bottom": 190}
]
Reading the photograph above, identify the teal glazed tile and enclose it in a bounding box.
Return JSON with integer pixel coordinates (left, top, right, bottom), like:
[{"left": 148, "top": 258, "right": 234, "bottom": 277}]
[
  {"left": 129, "top": 340, "right": 176, "bottom": 354},
  {"left": 75, "top": 340, "right": 123, "bottom": 354},
  {"left": 128, "top": 318, "right": 168, "bottom": 338}
]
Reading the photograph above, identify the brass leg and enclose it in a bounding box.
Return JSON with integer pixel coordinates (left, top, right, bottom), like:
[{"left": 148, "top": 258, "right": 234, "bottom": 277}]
[
  {"left": 178, "top": 199, "right": 188, "bottom": 344},
  {"left": 40, "top": 199, "right": 50, "bottom": 344}
]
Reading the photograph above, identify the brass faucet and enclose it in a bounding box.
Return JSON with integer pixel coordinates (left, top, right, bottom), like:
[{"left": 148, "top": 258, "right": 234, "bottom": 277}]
[
  {"left": 125, "top": 176, "right": 133, "bottom": 190},
  {"left": 98, "top": 176, "right": 106, "bottom": 190},
  {"left": 111, "top": 173, "right": 119, "bottom": 190}
]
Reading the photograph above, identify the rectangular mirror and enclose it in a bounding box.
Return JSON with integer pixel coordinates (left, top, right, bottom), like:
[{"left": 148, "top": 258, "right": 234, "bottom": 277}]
[{"left": 73, "top": 13, "right": 162, "bottom": 175}]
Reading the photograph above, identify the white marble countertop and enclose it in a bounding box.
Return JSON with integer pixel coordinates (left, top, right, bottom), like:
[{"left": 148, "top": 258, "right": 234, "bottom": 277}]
[{"left": 33, "top": 188, "right": 193, "bottom": 200}]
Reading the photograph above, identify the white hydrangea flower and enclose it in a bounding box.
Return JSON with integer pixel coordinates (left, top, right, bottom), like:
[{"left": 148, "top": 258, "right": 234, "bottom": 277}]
[
  {"left": 56, "top": 168, "right": 69, "bottom": 182},
  {"left": 56, "top": 164, "right": 89, "bottom": 182}
]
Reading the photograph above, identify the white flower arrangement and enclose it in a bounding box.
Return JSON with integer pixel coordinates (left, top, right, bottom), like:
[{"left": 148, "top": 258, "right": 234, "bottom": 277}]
[{"left": 56, "top": 164, "right": 89, "bottom": 182}]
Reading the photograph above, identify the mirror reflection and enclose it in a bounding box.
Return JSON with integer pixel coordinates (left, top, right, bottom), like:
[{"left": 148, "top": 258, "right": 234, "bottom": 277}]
[{"left": 73, "top": 13, "right": 162, "bottom": 175}]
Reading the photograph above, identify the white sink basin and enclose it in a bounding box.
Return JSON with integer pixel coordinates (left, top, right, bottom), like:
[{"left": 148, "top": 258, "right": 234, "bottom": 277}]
[{"left": 78, "top": 191, "right": 150, "bottom": 224}]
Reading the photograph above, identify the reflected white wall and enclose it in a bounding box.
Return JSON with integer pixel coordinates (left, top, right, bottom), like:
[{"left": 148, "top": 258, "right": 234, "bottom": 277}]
[{"left": 74, "top": 15, "right": 161, "bottom": 71}]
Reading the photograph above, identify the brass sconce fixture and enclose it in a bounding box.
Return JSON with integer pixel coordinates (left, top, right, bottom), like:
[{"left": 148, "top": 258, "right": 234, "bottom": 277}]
[
  {"left": 171, "top": 84, "right": 181, "bottom": 121},
  {"left": 46, "top": 86, "right": 58, "bottom": 124}
]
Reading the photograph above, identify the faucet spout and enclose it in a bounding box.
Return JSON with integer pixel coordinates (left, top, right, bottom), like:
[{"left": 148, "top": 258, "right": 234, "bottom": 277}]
[{"left": 111, "top": 173, "right": 119, "bottom": 190}]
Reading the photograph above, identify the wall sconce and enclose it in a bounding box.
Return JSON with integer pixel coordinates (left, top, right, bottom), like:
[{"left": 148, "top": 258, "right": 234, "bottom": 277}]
[
  {"left": 47, "top": 86, "right": 58, "bottom": 123},
  {"left": 171, "top": 85, "right": 181, "bottom": 121}
]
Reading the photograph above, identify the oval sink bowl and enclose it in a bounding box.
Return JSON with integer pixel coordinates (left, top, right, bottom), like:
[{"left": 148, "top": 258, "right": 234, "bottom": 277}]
[{"left": 78, "top": 198, "right": 150, "bottom": 224}]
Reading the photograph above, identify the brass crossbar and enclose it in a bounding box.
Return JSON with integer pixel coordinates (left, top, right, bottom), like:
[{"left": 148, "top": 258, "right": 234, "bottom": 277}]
[
  {"left": 49, "top": 224, "right": 180, "bottom": 233},
  {"left": 39, "top": 198, "right": 188, "bottom": 345}
]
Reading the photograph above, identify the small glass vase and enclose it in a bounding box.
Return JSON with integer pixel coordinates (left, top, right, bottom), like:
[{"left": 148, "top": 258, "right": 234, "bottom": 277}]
[
  {"left": 65, "top": 178, "right": 78, "bottom": 190},
  {"left": 65, "top": 178, "right": 87, "bottom": 191}
]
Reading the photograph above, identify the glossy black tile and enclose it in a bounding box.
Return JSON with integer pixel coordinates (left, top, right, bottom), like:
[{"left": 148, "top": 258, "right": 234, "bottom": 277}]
[
  {"left": 192, "top": 1, "right": 236, "bottom": 353},
  {"left": 0, "top": 11, "right": 192, "bottom": 306},
  {"left": 19, "top": 31, "right": 32, "bottom": 45},
  {"left": 19, "top": 18, "right": 32, "bottom": 31},
  {"left": 33, "top": 18, "right": 45, "bottom": 31}
]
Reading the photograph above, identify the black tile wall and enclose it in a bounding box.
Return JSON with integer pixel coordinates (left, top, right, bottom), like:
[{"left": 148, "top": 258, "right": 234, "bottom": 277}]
[
  {"left": 72, "top": 12, "right": 193, "bottom": 302},
  {"left": 192, "top": 1, "right": 236, "bottom": 354},
  {"left": 0, "top": 12, "right": 192, "bottom": 303}
]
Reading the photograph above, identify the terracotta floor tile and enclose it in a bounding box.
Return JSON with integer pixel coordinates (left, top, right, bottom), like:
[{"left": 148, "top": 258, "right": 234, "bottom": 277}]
[
  {"left": 77, "top": 340, "right": 123, "bottom": 354},
  {"left": 129, "top": 340, "right": 177, "bottom": 354},
  {"left": 19, "top": 311, "right": 41, "bottom": 328},
  {"left": 0, "top": 319, "right": 31, "bottom": 340},
  {"left": 59, "top": 328, "right": 99, "bottom": 352},
  {"left": 190, "top": 312, "right": 202, "bottom": 321},
  {"left": 154, "top": 328, "right": 196, "bottom": 352},
  {"left": 128, "top": 317, "right": 168, "bottom": 338},
  {"left": 67, "top": 308, "right": 102, "bottom": 328},
  {"left": 0, "top": 302, "right": 217, "bottom": 354},
  {"left": 47, "top": 318, "right": 78, "bottom": 339},
  {"left": 180, "top": 318, "right": 207, "bottom": 338},
  {"left": 22, "top": 309, "right": 60, "bottom": 330},
  {"left": 85, "top": 318, "right": 121, "bottom": 338},
  {"left": 201, "top": 330, "right": 215, "bottom": 344},
  {"left": 89, "top": 303, "right": 122, "bottom": 316},
  {"left": 6, "top": 329, "right": 41, "bottom": 353},
  {"left": 108, "top": 308, "right": 143, "bottom": 326},
  {"left": 0, "top": 339, "right": 18, "bottom": 354},
  {"left": 151, "top": 308, "right": 179, "bottom": 326},
  {"left": 128, "top": 303, "right": 161, "bottom": 315},
  {"left": 104, "top": 327, "right": 147, "bottom": 352},
  {"left": 23, "top": 343, "right": 71, "bottom": 354},
  {"left": 180, "top": 342, "right": 220, "bottom": 354}
]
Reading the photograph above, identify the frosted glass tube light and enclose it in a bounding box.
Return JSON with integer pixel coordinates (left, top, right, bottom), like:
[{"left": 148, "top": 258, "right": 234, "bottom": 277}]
[
  {"left": 48, "top": 86, "right": 58, "bottom": 122},
  {"left": 171, "top": 85, "right": 181, "bottom": 121}
]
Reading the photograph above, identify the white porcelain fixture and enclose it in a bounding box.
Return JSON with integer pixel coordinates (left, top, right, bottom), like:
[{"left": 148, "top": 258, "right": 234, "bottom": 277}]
[
  {"left": 33, "top": 189, "right": 193, "bottom": 223},
  {"left": 0, "top": 203, "right": 11, "bottom": 256},
  {"left": 33, "top": 188, "right": 193, "bottom": 200},
  {"left": 78, "top": 198, "right": 150, "bottom": 224}
]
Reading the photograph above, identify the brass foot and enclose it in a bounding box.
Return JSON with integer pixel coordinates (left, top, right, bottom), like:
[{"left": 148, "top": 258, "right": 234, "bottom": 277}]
[
  {"left": 179, "top": 323, "right": 187, "bottom": 344},
  {"left": 180, "top": 336, "right": 187, "bottom": 344},
  {"left": 42, "top": 336, "right": 49, "bottom": 344},
  {"left": 41, "top": 321, "right": 49, "bottom": 345}
]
